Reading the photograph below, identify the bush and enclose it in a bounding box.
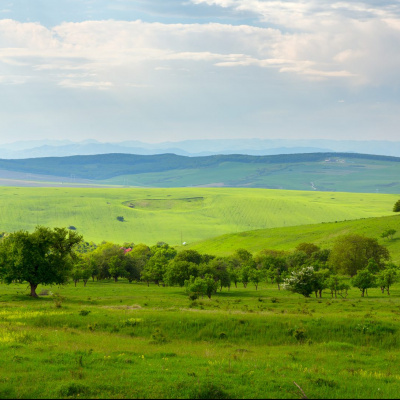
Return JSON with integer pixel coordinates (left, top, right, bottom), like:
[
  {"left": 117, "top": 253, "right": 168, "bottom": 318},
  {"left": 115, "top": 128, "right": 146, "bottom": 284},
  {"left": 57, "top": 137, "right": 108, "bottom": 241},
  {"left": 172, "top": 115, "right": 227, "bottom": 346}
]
[
  {"left": 116, "top": 216, "right": 125, "bottom": 222},
  {"left": 58, "top": 382, "right": 90, "bottom": 397}
]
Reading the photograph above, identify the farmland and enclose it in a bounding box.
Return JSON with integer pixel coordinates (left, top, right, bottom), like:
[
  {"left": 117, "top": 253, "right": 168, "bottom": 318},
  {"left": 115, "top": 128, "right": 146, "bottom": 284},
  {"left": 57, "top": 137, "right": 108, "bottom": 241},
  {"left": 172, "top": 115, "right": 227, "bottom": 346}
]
[
  {"left": 1, "top": 280, "right": 400, "bottom": 399},
  {"left": 0, "top": 187, "right": 397, "bottom": 245}
]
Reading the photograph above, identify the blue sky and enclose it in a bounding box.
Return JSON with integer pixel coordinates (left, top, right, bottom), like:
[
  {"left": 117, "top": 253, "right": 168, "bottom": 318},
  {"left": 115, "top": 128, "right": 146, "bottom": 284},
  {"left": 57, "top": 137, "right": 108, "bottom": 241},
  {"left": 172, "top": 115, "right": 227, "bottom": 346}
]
[{"left": 0, "top": 0, "right": 399, "bottom": 144}]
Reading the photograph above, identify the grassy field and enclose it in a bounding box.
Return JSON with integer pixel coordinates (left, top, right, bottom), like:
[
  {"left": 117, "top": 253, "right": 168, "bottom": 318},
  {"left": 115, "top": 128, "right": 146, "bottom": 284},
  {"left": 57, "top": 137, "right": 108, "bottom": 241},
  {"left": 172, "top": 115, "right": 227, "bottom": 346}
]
[
  {"left": 186, "top": 215, "right": 400, "bottom": 263},
  {"left": 1, "top": 280, "right": 400, "bottom": 399},
  {"left": 0, "top": 187, "right": 398, "bottom": 245}
]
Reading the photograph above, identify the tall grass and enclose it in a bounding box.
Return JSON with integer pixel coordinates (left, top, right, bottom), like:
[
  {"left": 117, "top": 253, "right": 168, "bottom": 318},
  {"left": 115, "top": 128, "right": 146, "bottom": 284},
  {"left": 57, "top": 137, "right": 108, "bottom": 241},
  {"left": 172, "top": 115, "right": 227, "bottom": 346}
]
[{"left": 1, "top": 280, "right": 400, "bottom": 398}]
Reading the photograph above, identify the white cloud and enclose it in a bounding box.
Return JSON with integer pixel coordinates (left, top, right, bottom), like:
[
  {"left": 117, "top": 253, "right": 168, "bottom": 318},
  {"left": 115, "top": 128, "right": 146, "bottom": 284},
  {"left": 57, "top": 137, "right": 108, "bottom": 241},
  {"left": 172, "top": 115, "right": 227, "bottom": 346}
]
[{"left": 0, "top": 3, "right": 399, "bottom": 90}]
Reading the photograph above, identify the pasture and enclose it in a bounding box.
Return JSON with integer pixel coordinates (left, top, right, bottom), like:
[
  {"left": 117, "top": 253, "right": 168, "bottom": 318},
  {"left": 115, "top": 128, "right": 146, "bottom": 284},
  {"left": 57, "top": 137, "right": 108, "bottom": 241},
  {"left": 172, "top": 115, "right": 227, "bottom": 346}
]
[
  {"left": 187, "top": 215, "right": 400, "bottom": 263},
  {"left": 1, "top": 280, "right": 400, "bottom": 398},
  {"left": 0, "top": 187, "right": 397, "bottom": 245}
]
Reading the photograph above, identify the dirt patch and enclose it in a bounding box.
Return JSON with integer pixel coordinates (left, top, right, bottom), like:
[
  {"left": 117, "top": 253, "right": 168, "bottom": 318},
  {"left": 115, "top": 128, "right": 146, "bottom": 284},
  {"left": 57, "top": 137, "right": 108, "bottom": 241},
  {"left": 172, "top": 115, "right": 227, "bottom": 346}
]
[{"left": 102, "top": 305, "right": 142, "bottom": 310}]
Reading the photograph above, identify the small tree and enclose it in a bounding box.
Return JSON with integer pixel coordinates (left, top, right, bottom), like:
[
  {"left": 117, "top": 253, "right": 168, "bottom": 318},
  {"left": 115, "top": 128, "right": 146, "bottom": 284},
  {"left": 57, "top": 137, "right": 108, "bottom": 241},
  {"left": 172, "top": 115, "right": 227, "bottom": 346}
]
[
  {"left": 185, "top": 274, "right": 218, "bottom": 299},
  {"left": 313, "top": 269, "right": 331, "bottom": 298},
  {"left": 0, "top": 226, "right": 82, "bottom": 297},
  {"left": 351, "top": 270, "right": 377, "bottom": 297},
  {"left": 109, "top": 255, "right": 125, "bottom": 282},
  {"left": 283, "top": 266, "right": 317, "bottom": 298},
  {"left": 326, "top": 275, "right": 350, "bottom": 298},
  {"left": 393, "top": 200, "right": 400, "bottom": 212},
  {"left": 377, "top": 268, "right": 397, "bottom": 295},
  {"left": 249, "top": 268, "right": 263, "bottom": 290},
  {"left": 381, "top": 229, "right": 397, "bottom": 241}
]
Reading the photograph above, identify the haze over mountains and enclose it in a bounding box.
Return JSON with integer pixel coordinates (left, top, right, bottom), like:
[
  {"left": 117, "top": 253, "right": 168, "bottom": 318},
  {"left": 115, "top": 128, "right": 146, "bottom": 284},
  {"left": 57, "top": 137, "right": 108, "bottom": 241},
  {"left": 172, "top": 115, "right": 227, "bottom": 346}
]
[{"left": 2, "top": 139, "right": 400, "bottom": 159}]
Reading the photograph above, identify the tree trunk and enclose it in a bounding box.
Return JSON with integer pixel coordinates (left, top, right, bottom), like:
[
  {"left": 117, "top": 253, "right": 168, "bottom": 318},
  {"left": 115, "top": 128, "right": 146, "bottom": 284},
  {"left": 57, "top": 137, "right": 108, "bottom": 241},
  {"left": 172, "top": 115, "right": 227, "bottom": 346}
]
[
  {"left": 114, "top": 277, "right": 118, "bottom": 282},
  {"left": 29, "top": 283, "right": 38, "bottom": 298},
  {"left": 74, "top": 281, "right": 77, "bottom": 287},
  {"left": 361, "top": 289, "right": 365, "bottom": 297},
  {"left": 277, "top": 283, "right": 280, "bottom": 291},
  {"left": 84, "top": 280, "right": 87, "bottom": 287},
  {"left": 319, "top": 290, "right": 322, "bottom": 298}
]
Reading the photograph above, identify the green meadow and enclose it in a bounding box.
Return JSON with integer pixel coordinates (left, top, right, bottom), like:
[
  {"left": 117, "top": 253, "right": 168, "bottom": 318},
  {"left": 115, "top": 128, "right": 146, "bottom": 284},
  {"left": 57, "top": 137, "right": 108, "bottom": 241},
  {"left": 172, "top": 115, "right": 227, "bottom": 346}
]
[
  {"left": 1, "top": 280, "right": 400, "bottom": 399},
  {"left": 0, "top": 187, "right": 398, "bottom": 245},
  {"left": 187, "top": 215, "right": 400, "bottom": 263}
]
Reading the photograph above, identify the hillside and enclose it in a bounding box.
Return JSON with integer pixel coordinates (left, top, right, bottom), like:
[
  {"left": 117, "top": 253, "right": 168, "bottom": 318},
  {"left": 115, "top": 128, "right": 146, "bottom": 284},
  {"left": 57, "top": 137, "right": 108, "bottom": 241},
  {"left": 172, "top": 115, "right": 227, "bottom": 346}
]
[
  {"left": 0, "top": 187, "right": 397, "bottom": 245},
  {"left": 186, "top": 215, "right": 400, "bottom": 263},
  {"left": 0, "top": 152, "right": 399, "bottom": 192}
]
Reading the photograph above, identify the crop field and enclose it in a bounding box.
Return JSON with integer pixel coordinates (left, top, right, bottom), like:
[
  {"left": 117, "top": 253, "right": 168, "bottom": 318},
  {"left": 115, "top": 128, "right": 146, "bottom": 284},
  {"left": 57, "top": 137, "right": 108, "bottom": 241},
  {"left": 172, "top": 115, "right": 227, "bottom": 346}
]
[
  {"left": 0, "top": 187, "right": 397, "bottom": 245},
  {"left": 187, "top": 215, "right": 400, "bottom": 262},
  {"left": 1, "top": 280, "right": 400, "bottom": 399}
]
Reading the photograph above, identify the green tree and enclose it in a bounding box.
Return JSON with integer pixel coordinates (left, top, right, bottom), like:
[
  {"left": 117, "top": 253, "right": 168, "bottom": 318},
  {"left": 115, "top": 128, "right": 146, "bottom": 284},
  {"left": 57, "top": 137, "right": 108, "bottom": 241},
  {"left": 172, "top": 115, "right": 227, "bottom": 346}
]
[
  {"left": 295, "top": 243, "right": 320, "bottom": 257},
  {"left": 71, "top": 253, "right": 95, "bottom": 287},
  {"left": 313, "top": 269, "right": 331, "bottom": 298},
  {"left": 174, "top": 249, "right": 202, "bottom": 265},
  {"left": 92, "top": 242, "right": 125, "bottom": 280},
  {"left": 326, "top": 275, "right": 350, "bottom": 298},
  {"left": 164, "top": 260, "right": 198, "bottom": 287},
  {"left": 249, "top": 268, "right": 263, "bottom": 290},
  {"left": 202, "top": 258, "right": 231, "bottom": 291},
  {"left": 351, "top": 270, "right": 377, "bottom": 297},
  {"left": 0, "top": 226, "right": 82, "bottom": 297},
  {"left": 185, "top": 274, "right": 218, "bottom": 299},
  {"left": 109, "top": 255, "right": 126, "bottom": 282},
  {"left": 377, "top": 268, "right": 398, "bottom": 295},
  {"left": 329, "top": 234, "right": 390, "bottom": 276},
  {"left": 381, "top": 229, "right": 397, "bottom": 241},
  {"left": 393, "top": 200, "right": 400, "bottom": 212}
]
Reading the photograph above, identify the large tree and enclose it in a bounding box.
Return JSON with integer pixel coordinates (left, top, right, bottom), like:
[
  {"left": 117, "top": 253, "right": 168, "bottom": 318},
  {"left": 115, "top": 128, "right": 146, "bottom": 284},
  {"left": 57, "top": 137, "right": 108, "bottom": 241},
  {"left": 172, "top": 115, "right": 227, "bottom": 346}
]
[
  {"left": 0, "top": 226, "right": 82, "bottom": 297},
  {"left": 329, "top": 234, "right": 390, "bottom": 276},
  {"left": 393, "top": 200, "right": 400, "bottom": 212}
]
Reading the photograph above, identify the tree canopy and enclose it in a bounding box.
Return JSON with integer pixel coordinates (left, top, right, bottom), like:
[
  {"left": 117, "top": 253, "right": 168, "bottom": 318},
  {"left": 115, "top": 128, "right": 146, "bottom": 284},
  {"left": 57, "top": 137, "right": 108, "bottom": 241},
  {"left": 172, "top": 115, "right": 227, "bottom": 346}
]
[
  {"left": 0, "top": 226, "right": 82, "bottom": 297},
  {"left": 329, "top": 234, "right": 390, "bottom": 276}
]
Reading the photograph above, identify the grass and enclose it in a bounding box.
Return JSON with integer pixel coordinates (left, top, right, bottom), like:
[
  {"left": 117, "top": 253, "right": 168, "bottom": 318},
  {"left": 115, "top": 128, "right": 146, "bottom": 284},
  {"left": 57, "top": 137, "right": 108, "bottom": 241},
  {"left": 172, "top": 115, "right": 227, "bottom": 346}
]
[
  {"left": 1, "top": 280, "right": 400, "bottom": 398},
  {"left": 0, "top": 187, "right": 397, "bottom": 245},
  {"left": 186, "top": 215, "right": 400, "bottom": 263}
]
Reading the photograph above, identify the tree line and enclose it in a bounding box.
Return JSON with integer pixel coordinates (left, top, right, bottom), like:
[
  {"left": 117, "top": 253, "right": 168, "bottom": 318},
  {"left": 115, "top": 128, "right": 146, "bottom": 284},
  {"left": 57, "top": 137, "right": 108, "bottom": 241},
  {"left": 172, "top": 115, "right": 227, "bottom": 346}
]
[{"left": 0, "top": 226, "right": 398, "bottom": 299}]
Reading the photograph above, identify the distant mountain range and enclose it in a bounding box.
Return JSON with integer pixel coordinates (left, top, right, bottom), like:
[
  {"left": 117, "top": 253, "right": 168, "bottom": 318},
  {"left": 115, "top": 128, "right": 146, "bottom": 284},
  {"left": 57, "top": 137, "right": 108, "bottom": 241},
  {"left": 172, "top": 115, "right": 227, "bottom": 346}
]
[{"left": 1, "top": 138, "right": 400, "bottom": 158}]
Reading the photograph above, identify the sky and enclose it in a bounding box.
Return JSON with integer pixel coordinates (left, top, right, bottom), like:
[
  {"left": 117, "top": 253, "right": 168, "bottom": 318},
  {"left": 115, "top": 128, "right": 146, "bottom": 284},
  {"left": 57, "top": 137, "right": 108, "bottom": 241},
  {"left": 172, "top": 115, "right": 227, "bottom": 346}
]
[{"left": 0, "top": 0, "right": 400, "bottom": 144}]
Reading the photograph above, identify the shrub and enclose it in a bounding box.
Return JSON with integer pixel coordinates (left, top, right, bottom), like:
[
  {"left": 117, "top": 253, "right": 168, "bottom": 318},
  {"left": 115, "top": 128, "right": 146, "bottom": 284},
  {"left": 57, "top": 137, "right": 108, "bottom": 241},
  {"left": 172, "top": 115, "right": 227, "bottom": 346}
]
[
  {"left": 58, "top": 383, "right": 90, "bottom": 397},
  {"left": 116, "top": 216, "right": 125, "bottom": 222}
]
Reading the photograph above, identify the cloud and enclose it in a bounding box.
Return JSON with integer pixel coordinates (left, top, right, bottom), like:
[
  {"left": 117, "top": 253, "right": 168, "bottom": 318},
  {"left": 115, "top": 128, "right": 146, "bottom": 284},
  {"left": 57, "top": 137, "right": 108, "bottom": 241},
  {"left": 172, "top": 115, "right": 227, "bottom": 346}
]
[
  {"left": 190, "top": 0, "right": 400, "bottom": 84},
  {"left": 0, "top": 3, "right": 399, "bottom": 90}
]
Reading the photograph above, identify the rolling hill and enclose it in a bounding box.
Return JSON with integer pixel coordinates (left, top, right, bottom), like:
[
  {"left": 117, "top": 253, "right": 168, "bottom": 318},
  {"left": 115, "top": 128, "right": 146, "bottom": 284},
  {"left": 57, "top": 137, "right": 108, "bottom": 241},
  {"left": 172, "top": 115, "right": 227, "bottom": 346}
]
[
  {"left": 0, "top": 187, "right": 397, "bottom": 245},
  {"left": 0, "top": 152, "right": 399, "bottom": 192},
  {"left": 185, "top": 215, "right": 400, "bottom": 263}
]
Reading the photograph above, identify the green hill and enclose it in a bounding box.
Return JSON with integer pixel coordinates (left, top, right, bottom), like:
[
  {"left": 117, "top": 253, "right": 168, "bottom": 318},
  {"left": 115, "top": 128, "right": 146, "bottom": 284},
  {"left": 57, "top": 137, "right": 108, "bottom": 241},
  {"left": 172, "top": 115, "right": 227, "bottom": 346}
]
[
  {"left": 186, "top": 214, "right": 400, "bottom": 263},
  {"left": 0, "top": 187, "right": 397, "bottom": 245},
  {"left": 0, "top": 152, "right": 399, "bottom": 192}
]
